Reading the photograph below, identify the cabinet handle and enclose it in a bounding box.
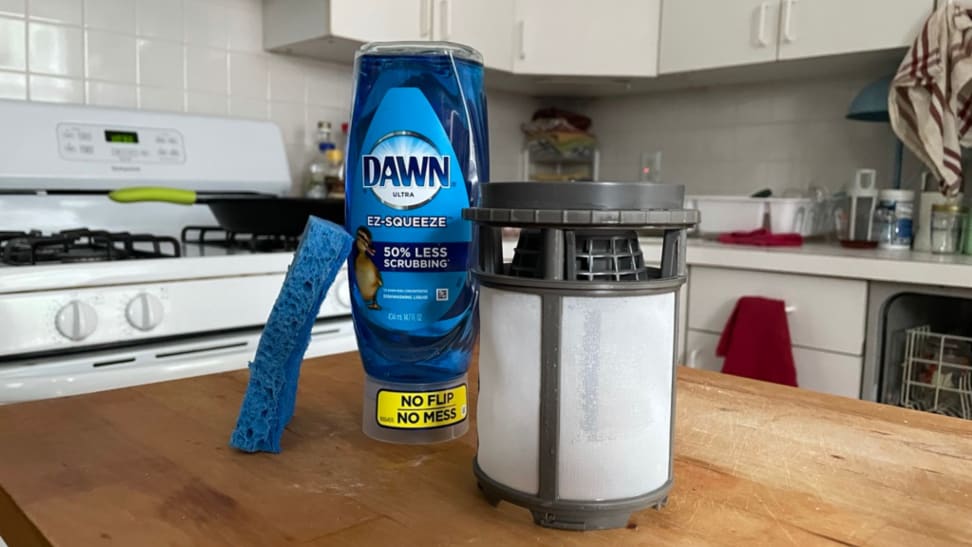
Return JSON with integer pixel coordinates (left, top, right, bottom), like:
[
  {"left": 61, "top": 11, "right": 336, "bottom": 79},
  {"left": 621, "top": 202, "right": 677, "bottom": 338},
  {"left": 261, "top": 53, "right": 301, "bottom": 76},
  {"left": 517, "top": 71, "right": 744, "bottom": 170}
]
[
  {"left": 420, "top": 0, "right": 431, "bottom": 38},
  {"left": 516, "top": 20, "right": 526, "bottom": 60},
  {"left": 782, "top": 0, "right": 798, "bottom": 43},
  {"left": 756, "top": 2, "right": 770, "bottom": 47},
  {"left": 439, "top": 0, "right": 451, "bottom": 40}
]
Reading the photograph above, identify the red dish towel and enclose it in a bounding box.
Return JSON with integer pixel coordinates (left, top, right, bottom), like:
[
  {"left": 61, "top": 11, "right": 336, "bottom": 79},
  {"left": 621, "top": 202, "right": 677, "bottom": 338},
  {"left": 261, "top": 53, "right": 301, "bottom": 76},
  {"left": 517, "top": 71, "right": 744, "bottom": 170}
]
[
  {"left": 716, "top": 296, "right": 798, "bottom": 387},
  {"left": 717, "top": 229, "right": 803, "bottom": 247}
]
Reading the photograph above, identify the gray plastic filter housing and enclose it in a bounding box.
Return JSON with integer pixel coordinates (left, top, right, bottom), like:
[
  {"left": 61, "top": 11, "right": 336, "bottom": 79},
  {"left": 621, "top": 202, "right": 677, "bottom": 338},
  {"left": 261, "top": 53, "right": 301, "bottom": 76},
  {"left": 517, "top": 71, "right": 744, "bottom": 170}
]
[{"left": 463, "top": 181, "right": 699, "bottom": 531}]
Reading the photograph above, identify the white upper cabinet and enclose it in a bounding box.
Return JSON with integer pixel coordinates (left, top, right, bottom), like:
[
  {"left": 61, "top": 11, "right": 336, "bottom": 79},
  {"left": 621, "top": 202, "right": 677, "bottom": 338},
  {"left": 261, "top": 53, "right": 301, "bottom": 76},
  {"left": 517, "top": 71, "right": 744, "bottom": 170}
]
[
  {"left": 512, "top": 0, "right": 661, "bottom": 77},
  {"left": 776, "top": 0, "right": 931, "bottom": 61},
  {"left": 330, "top": 0, "right": 427, "bottom": 43},
  {"left": 434, "top": 0, "right": 515, "bottom": 71},
  {"left": 659, "top": 0, "right": 933, "bottom": 75},
  {"left": 660, "top": 0, "right": 780, "bottom": 74},
  {"left": 263, "top": 0, "right": 428, "bottom": 63}
]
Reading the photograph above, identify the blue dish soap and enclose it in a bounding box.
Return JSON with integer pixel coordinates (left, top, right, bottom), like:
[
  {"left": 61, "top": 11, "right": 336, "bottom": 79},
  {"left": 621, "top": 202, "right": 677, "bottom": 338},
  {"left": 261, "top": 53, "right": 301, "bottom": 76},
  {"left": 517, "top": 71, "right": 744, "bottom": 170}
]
[{"left": 345, "top": 42, "right": 488, "bottom": 443}]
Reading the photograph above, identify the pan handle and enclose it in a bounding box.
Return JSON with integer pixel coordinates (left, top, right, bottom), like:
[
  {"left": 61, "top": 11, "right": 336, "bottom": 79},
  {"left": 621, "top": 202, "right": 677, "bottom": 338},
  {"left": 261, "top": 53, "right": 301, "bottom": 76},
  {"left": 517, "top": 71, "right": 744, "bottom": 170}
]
[{"left": 109, "top": 187, "right": 197, "bottom": 205}]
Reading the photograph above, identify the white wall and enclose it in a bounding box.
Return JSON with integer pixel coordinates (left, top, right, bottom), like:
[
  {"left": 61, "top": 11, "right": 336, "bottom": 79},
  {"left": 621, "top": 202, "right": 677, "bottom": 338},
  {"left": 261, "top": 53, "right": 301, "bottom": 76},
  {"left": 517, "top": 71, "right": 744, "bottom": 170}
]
[
  {"left": 0, "top": 0, "right": 531, "bottom": 191},
  {"left": 580, "top": 74, "right": 922, "bottom": 195}
]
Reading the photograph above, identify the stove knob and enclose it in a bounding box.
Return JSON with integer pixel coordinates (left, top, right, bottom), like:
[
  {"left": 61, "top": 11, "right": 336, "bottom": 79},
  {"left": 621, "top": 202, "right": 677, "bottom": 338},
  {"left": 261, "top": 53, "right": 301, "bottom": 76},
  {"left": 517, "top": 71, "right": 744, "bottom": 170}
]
[
  {"left": 55, "top": 300, "right": 98, "bottom": 341},
  {"left": 126, "top": 293, "right": 164, "bottom": 331},
  {"left": 335, "top": 278, "right": 351, "bottom": 308}
]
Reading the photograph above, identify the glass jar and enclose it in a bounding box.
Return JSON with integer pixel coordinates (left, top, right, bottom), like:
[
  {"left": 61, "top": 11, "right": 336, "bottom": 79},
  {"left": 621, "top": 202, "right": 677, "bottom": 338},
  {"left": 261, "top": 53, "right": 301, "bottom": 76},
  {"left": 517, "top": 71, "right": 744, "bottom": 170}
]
[{"left": 930, "top": 203, "right": 968, "bottom": 254}]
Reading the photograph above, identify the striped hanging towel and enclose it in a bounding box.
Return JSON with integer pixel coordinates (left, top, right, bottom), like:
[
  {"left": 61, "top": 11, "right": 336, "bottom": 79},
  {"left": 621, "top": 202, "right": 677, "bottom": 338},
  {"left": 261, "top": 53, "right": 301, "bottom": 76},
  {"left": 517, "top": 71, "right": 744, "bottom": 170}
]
[{"left": 889, "top": 2, "right": 972, "bottom": 197}]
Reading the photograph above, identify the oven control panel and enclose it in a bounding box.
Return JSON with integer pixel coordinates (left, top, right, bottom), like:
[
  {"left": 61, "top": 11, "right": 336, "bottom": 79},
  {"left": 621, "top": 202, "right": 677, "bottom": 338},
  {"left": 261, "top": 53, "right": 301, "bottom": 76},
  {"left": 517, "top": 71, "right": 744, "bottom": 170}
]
[{"left": 56, "top": 123, "right": 186, "bottom": 164}]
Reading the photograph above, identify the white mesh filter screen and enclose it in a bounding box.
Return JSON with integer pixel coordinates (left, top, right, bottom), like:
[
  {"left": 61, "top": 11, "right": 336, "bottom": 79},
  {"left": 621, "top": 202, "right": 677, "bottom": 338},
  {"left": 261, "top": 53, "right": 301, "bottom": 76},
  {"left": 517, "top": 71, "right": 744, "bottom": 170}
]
[
  {"left": 476, "top": 286, "right": 542, "bottom": 495},
  {"left": 557, "top": 292, "right": 675, "bottom": 501}
]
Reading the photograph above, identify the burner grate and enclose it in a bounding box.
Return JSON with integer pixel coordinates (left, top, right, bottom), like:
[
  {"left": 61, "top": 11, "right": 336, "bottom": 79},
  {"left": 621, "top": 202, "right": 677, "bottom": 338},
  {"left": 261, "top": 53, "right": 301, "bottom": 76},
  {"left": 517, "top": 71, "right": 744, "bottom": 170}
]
[
  {"left": 0, "top": 229, "right": 180, "bottom": 266},
  {"left": 181, "top": 226, "right": 299, "bottom": 252}
]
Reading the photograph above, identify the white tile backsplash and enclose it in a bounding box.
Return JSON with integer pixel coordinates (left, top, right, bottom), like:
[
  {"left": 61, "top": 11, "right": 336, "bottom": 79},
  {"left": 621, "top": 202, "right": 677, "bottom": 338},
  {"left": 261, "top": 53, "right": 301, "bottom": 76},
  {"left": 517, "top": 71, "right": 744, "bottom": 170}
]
[
  {"left": 268, "top": 56, "right": 304, "bottom": 103},
  {"left": 186, "top": 90, "right": 227, "bottom": 115},
  {"left": 228, "top": 95, "right": 267, "bottom": 119},
  {"left": 586, "top": 74, "right": 904, "bottom": 194},
  {"left": 0, "top": 70, "right": 26, "bottom": 99},
  {"left": 27, "top": 0, "right": 80, "bottom": 25},
  {"left": 83, "top": 0, "right": 133, "bottom": 32},
  {"left": 183, "top": 0, "right": 227, "bottom": 48},
  {"left": 29, "top": 73, "right": 81, "bottom": 102},
  {"left": 135, "top": 0, "right": 181, "bottom": 40},
  {"left": 85, "top": 30, "right": 136, "bottom": 82},
  {"left": 228, "top": 51, "right": 266, "bottom": 99},
  {"left": 225, "top": 5, "right": 261, "bottom": 52},
  {"left": 137, "top": 38, "right": 183, "bottom": 88},
  {"left": 138, "top": 85, "right": 183, "bottom": 111},
  {"left": 28, "top": 22, "right": 82, "bottom": 76},
  {"left": 0, "top": 0, "right": 24, "bottom": 17},
  {"left": 86, "top": 79, "right": 135, "bottom": 107},
  {"left": 3, "top": 0, "right": 531, "bottom": 191},
  {"left": 186, "top": 45, "right": 226, "bottom": 93},
  {"left": 0, "top": 17, "right": 26, "bottom": 71},
  {"left": 269, "top": 100, "right": 305, "bottom": 144}
]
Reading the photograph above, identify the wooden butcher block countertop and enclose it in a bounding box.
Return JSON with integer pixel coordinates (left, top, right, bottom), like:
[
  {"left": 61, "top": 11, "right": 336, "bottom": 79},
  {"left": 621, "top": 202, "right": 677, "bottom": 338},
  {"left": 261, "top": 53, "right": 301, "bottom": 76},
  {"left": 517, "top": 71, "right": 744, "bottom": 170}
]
[{"left": 0, "top": 352, "right": 970, "bottom": 546}]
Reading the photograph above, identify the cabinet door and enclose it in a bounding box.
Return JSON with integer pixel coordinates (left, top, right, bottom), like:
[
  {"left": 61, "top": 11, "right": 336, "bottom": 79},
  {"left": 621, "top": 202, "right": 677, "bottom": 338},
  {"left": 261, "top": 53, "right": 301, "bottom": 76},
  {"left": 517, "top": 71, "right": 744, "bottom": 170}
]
[
  {"left": 513, "top": 0, "right": 660, "bottom": 77},
  {"left": 330, "top": 0, "right": 428, "bottom": 43},
  {"left": 777, "top": 0, "right": 932, "bottom": 60},
  {"left": 659, "top": 0, "right": 779, "bottom": 74},
  {"left": 685, "top": 330, "right": 863, "bottom": 399},
  {"left": 435, "top": 0, "right": 514, "bottom": 71},
  {"left": 687, "top": 266, "right": 867, "bottom": 355}
]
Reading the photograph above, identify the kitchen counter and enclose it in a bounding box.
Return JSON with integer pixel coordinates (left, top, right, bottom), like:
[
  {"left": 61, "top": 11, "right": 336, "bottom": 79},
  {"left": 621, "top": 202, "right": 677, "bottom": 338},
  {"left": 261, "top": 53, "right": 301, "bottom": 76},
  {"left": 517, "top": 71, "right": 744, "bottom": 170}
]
[
  {"left": 502, "top": 235, "right": 972, "bottom": 289},
  {"left": 1, "top": 352, "right": 971, "bottom": 546},
  {"left": 643, "top": 238, "right": 972, "bottom": 289}
]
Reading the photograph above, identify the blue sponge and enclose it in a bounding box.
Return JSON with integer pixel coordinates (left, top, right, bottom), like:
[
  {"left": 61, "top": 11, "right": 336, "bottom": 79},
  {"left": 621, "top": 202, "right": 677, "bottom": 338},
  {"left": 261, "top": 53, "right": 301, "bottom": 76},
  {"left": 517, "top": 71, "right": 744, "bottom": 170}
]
[{"left": 230, "top": 216, "right": 352, "bottom": 453}]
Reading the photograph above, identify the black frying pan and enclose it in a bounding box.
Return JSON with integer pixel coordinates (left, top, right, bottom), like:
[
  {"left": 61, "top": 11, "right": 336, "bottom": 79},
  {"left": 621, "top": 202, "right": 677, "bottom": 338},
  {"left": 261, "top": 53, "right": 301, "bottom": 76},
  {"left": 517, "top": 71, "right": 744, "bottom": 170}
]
[{"left": 109, "top": 186, "right": 345, "bottom": 236}]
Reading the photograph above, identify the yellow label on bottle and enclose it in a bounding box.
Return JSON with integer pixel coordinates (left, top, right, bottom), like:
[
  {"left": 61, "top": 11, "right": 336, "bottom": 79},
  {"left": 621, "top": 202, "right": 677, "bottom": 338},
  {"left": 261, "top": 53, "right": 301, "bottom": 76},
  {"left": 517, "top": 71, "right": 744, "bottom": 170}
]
[{"left": 376, "top": 384, "right": 467, "bottom": 430}]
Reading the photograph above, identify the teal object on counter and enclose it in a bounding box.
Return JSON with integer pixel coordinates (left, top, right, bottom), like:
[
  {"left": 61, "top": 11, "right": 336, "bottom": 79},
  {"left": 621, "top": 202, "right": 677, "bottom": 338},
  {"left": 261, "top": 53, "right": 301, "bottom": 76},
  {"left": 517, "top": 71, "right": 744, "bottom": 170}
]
[{"left": 846, "top": 75, "right": 904, "bottom": 190}]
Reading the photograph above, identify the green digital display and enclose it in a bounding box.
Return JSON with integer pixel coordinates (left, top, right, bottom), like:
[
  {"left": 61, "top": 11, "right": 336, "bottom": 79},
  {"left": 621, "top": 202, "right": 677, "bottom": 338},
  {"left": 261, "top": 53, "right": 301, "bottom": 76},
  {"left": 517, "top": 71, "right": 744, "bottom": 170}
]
[{"left": 105, "top": 130, "right": 138, "bottom": 144}]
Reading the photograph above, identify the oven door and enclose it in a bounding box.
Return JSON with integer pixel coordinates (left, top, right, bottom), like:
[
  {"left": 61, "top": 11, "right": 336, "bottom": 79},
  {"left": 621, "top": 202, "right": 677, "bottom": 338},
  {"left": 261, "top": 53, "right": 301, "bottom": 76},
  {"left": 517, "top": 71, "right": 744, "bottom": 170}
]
[{"left": 0, "top": 318, "right": 355, "bottom": 404}]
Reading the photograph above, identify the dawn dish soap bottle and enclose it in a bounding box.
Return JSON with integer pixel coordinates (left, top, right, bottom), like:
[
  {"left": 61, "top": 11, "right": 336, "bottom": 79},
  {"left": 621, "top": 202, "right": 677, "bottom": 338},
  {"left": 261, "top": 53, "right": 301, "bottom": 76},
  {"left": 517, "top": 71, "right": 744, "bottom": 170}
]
[{"left": 345, "top": 42, "right": 488, "bottom": 443}]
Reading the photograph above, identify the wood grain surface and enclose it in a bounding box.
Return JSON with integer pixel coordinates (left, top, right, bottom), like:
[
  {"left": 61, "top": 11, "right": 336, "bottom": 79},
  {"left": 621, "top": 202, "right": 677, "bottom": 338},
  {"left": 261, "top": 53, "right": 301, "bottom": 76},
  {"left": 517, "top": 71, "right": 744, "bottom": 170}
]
[{"left": 0, "top": 351, "right": 970, "bottom": 546}]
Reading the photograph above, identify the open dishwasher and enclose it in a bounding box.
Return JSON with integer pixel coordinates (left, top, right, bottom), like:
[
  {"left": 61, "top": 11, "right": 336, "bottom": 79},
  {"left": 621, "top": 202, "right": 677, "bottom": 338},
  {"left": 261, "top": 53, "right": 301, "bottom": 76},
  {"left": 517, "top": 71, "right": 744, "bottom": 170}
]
[{"left": 864, "top": 282, "right": 972, "bottom": 419}]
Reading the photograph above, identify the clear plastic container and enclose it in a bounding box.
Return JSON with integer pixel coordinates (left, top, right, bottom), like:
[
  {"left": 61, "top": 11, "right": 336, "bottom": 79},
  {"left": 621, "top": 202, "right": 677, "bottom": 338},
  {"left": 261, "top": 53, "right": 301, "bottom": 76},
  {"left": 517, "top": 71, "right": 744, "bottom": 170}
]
[
  {"left": 930, "top": 203, "right": 967, "bottom": 254},
  {"left": 873, "top": 189, "right": 914, "bottom": 250}
]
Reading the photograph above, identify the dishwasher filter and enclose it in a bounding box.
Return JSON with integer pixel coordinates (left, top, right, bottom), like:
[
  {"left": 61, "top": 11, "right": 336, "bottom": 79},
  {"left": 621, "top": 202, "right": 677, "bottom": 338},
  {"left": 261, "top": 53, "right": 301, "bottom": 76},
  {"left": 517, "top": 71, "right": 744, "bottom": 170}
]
[{"left": 463, "top": 181, "right": 698, "bottom": 530}]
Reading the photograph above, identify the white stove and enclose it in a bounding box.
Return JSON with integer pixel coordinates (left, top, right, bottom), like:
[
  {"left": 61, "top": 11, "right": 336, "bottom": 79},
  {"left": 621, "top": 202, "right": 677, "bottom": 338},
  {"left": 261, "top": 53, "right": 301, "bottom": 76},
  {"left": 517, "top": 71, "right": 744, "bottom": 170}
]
[{"left": 0, "top": 100, "right": 355, "bottom": 404}]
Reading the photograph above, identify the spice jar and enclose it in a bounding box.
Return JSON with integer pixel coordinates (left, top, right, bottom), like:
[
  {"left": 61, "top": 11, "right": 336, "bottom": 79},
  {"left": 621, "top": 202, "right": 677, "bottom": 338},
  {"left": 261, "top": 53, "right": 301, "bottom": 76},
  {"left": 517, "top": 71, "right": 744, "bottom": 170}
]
[{"left": 930, "top": 203, "right": 968, "bottom": 254}]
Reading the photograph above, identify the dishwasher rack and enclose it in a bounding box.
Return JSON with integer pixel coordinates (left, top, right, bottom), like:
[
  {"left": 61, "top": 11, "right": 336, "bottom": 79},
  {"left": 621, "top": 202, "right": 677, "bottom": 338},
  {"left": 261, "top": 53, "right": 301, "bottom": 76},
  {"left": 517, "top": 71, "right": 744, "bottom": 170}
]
[{"left": 901, "top": 325, "right": 972, "bottom": 419}]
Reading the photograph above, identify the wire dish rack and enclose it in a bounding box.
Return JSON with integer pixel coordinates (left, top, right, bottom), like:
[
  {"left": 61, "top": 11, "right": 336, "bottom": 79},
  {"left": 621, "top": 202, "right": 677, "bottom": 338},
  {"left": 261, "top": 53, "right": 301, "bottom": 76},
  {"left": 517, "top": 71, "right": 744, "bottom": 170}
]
[{"left": 901, "top": 326, "right": 972, "bottom": 419}]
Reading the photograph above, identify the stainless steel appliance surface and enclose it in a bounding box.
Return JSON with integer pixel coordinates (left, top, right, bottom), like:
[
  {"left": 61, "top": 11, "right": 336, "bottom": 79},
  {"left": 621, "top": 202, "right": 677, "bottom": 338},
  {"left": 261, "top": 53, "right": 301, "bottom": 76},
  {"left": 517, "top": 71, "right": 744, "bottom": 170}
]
[{"left": 0, "top": 100, "right": 354, "bottom": 405}]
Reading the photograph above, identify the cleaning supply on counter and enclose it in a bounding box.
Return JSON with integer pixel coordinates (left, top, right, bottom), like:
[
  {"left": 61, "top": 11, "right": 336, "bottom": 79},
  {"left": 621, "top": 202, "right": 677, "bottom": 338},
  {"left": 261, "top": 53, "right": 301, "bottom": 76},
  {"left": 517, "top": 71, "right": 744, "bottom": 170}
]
[
  {"left": 717, "top": 228, "right": 803, "bottom": 247},
  {"left": 873, "top": 189, "right": 914, "bottom": 250},
  {"left": 717, "top": 296, "right": 798, "bottom": 387},
  {"left": 345, "top": 42, "right": 488, "bottom": 443},
  {"left": 464, "top": 181, "right": 699, "bottom": 530},
  {"left": 230, "top": 217, "right": 352, "bottom": 453},
  {"left": 305, "top": 121, "right": 337, "bottom": 198}
]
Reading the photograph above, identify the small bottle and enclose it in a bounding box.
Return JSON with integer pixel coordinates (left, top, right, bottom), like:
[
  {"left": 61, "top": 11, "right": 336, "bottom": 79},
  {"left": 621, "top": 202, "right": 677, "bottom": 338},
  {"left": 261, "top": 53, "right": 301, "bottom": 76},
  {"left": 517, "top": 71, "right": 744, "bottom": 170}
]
[
  {"left": 305, "top": 121, "right": 335, "bottom": 198},
  {"left": 323, "top": 148, "right": 345, "bottom": 199}
]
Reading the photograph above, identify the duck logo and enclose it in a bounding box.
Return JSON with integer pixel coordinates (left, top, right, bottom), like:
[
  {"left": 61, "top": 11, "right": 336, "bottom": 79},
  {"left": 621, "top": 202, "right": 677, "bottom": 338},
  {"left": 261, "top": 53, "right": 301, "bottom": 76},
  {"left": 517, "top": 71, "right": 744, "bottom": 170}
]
[{"left": 362, "top": 131, "right": 451, "bottom": 210}]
